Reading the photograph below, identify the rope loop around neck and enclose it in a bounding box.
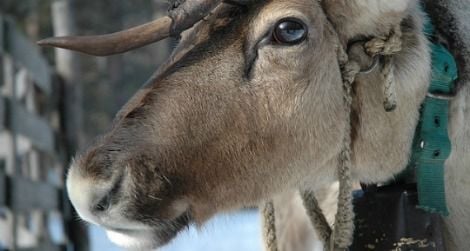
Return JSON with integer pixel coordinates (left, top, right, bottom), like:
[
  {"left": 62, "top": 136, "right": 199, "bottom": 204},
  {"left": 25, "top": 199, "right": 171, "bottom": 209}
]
[{"left": 262, "top": 22, "right": 403, "bottom": 251}]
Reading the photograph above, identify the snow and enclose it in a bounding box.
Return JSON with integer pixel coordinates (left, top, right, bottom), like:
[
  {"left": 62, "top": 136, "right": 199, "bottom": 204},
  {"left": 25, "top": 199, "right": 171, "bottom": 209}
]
[{"left": 90, "top": 210, "right": 263, "bottom": 251}]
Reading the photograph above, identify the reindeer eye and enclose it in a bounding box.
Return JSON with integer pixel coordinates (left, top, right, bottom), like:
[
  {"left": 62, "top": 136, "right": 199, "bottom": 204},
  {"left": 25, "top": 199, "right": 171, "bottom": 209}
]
[{"left": 272, "top": 18, "right": 308, "bottom": 45}]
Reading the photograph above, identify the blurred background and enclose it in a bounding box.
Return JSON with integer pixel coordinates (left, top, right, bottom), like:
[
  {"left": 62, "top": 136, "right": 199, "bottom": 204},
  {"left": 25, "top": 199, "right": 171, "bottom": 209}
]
[{"left": 0, "top": 0, "right": 262, "bottom": 250}]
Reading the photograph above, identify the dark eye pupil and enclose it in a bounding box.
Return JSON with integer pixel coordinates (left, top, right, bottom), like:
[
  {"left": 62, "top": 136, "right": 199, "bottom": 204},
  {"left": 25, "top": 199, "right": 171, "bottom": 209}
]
[{"left": 273, "top": 19, "right": 307, "bottom": 45}]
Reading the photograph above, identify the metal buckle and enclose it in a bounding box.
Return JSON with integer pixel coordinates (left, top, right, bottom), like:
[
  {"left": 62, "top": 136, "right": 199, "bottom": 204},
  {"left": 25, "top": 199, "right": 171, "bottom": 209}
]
[
  {"left": 358, "top": 55, "right": 380, "bottom": 75},
  {"left": 346, "top": 39, "right": 381, "bottom": 75}
]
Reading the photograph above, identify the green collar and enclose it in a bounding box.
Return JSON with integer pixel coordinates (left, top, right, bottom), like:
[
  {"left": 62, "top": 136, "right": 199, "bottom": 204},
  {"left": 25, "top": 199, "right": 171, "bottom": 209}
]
[{"left": 406, "top": 18, "right": 458, "bottom": 216}]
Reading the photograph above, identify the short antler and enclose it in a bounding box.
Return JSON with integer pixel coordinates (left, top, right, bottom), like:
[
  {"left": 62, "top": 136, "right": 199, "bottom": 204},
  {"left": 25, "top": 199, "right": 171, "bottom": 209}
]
[
  {"left": 37, "top": 17, "right": 172, "bottom": 56},
  {"left": 37, "top": 0, "right": 258, "bottom": 56}
]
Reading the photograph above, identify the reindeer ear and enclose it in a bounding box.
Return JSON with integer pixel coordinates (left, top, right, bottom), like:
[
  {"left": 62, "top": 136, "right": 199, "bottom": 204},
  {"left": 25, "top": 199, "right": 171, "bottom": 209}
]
[{"left": 323, "top": 0, "right": 412, "bottom": 41}]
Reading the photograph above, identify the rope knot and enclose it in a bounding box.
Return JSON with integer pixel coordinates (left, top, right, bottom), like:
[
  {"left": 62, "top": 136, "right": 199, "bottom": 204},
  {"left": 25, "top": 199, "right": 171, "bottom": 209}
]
[
  {"left": 365, "top": 24, "right": 403, "bottom": 112},
  {"left": 365, "top": 25, "right": 403, "bottom": 57}
]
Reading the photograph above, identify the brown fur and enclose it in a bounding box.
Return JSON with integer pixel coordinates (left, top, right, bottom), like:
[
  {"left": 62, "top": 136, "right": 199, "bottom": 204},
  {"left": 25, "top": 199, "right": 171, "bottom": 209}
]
[{"left": 65, "top": 0, "right": 470, "bottom": 250}]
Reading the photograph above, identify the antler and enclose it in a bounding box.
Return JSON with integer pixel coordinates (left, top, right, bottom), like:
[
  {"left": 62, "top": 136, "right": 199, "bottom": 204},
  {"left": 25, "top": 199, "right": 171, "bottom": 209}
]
[
  {"left": 169, "top": 0, "right": 222, "bottom": 35},
  {"left": 38, "top": 17, "right": 173, "bottom": 56},
  {"left": 38, "top": 0, "right": 253, "bottom": 56}
]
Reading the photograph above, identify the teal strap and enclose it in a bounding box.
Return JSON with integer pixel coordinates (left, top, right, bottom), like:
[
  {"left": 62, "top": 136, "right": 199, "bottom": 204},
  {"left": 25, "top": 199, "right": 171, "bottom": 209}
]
[
  {"left": 392, "top": 5, "right": 456, "bottom": 216},
  {"left": 429, "top": 44, "right": 458, "bottom": 93},
  {"left": 409, "top": 40, "right": 457, "bottom": 216},
  {"left": 415, "top": 97, "right": 451, "bottom": 215}
]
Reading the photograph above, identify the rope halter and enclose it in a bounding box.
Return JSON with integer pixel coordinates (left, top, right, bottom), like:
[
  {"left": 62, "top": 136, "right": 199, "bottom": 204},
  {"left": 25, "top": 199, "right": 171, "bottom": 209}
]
[{"left": 262, "top": 22, "right": 403, "bottom": 251}]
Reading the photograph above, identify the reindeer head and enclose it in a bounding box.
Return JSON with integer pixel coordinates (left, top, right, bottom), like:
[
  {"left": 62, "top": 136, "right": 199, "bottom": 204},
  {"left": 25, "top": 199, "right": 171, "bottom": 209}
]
[{"left": 41, "top": 0, "right": 428, "bottom": 249}]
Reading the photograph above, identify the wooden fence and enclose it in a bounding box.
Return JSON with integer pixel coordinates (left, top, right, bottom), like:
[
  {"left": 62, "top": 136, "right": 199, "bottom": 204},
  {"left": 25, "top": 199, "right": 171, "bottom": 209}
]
[{"left": 0, "top": 14, "right": 83, "bottom": 251}]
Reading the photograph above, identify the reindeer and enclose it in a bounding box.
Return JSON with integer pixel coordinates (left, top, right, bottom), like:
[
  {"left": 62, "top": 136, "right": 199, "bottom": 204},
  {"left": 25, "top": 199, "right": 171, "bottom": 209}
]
[{"left": 39, "top": 0, "right": 470, "bottom": 250}]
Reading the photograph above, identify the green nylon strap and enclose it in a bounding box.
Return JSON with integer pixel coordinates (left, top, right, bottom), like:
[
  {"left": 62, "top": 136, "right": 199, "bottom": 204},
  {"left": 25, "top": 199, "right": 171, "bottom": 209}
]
[
  {"left": 413, "top": 96, "right": 451, "bottom": 215},
  {"left": 407, "top": 20, "right": 458, "bottom": 215}
]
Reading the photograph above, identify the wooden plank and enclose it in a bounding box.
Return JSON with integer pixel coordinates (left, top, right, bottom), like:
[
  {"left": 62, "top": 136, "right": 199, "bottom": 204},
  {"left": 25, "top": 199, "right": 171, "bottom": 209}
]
[
  {"left": 0, "top": 15, "right": 4, "bottom": 54},
  {"left": 2, "top": 17, "right": 52, "bottom": 95},
  {"left": 0, "top": 163, "right": 5, "bottom": 206},
  {"left": 1, "top": 56, "right": 18, "bottom": 176},
  {"left": 0, "top": 55, "right": 4, "bottom": 88},
  {"left": 17, "top": 243, "right": 65, "bottom": 251},
  {"left": 9, "top": 175, "right": 60, "bottom": 211},
  {"left": 6, "top": 97, "right": 56, "bottom": 155},
  {"left": 52, "top": 1, "right": 84, "bottom": 151},
  {"left": 1, "top": 54, "right": 18, "bottom": 250},
  {"left": 0, "top": 96, "right": 5, "bottom": 130}
]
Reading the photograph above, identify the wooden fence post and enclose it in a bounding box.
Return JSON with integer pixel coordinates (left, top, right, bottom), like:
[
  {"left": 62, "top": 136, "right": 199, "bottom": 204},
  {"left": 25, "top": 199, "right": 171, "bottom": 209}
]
[
  {"left": 51, "top": 1, "right": 89, "bottom": 251},
  {"left": 0, "top": 11, "right": 86, "bottom": 251},
  {"left": 52, "top": 0, "right": 83, "bottom": 150},
  {"left": 2, "top": 50, "right": 19, "bottom": 251}
]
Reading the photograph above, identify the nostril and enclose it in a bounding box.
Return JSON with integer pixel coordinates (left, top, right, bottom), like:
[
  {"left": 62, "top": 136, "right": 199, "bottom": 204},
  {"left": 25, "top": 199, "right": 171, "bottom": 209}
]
[
  {"left": 90, "top": 174, "right": 123, "bottom": 214},
  {"left": 93, "top": 194, "right": 111, "bottom": 212}
]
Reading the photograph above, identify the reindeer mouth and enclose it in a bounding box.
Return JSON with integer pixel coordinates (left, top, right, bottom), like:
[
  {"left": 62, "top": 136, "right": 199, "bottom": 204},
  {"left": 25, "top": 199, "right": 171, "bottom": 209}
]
[{"left": 104, "top": 211, "right": 192, "bottom": 250}]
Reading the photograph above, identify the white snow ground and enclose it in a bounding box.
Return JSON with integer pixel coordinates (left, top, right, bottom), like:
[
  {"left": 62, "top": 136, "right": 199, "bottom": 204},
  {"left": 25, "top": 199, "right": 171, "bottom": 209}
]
[{"left": 90, "top": 210, "right": 263, "bottom": 251}]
